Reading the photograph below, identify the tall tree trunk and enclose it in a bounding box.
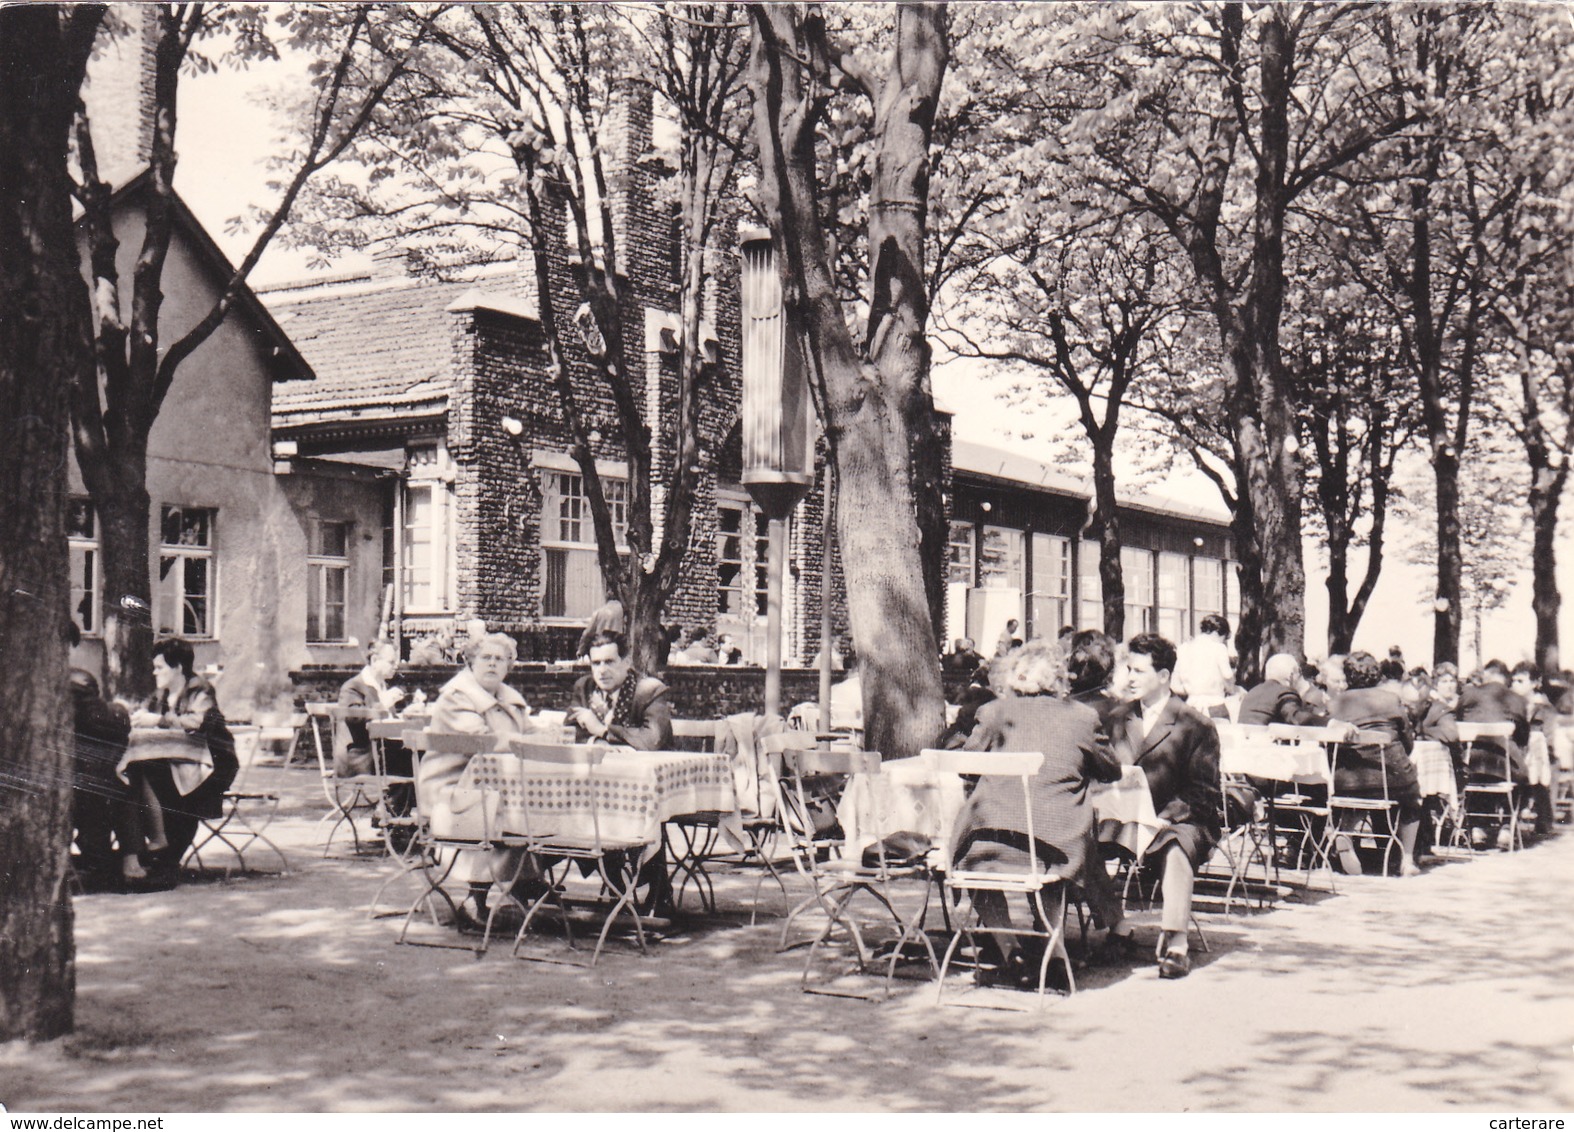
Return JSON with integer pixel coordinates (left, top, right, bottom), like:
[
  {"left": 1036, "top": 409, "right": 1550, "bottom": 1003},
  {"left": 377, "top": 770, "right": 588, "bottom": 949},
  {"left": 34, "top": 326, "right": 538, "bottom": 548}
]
[
  {"left": 1326, "top": 531, "right": 1354, "bottom": 654},
  {"left": 1432, "top": 446, "right": 1463, "bottom": 665},
  {"left": 0, "top": 2, "right": 104, "bottom": 1043},
  {"left": 94, "top": 475, "right": 155, "bottom": 701},
  {"left": 1228, "top": 473, "right": 1267, "bottom": 686},
  {"left": 750, "top": 4, "right": 947, "bottom": 759},
  {"left": 1089, "top": 441, "right": 1125, "bottom": 640},
  {"left": 1528, "top": 468, "right": 1565, "bottom": 674}
]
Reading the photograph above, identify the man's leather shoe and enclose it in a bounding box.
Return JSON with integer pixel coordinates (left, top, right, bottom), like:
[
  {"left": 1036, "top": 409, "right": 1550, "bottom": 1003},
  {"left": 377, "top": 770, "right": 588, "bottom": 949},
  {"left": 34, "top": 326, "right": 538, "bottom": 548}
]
[{"left": 1158, "top": 949, "right": 1191, "bottom": 979}]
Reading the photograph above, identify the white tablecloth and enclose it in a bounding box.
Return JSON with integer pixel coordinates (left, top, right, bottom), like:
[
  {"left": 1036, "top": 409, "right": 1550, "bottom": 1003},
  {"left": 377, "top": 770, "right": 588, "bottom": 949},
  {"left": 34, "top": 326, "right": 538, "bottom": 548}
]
[
  {"left": 117, "top": 726, "right": 211, "bottom": 794},
  {"left": 836, "top": 757, "right": 1160, "bottom": 861},
  {"left": 1220, "top": 737, "right": 1330, "bottom": 783},
  {"left": 1091, "top": 765, "right": 1161, "bottom": 858}
]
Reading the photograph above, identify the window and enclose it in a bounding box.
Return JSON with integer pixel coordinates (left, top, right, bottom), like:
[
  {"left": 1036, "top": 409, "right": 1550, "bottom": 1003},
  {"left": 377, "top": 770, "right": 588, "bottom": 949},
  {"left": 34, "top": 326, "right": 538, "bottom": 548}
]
[
  {"left": 542, "top": 470, "right": 627, "bottom": 619},
  {"left": 402, "top": 482, "right": 437, "bottom": 611},
  {"left": 400, "top": 445, "right": 456, "bottom": 614},
  {"left": 1157, "top": 552, "right": 1189, "bottom": 642},
  {"left": 68, "top": 498, "right": 99, "bottom": 636},
  {"left": 1192, "top": 557, "right": 1223, "bottom": 636},
  {"left": 1078, "top": 540, "right": 1103, "bottom": 630},
  {"left": 307, "top": 520, "right": 350, "bottom": 643},
  {"left": 1121, "top": 546, "right": 1154, "bottom": 636},
  {"left": 947, "top": 520, "right": 975, "bottom": 586},
  {"left": 1224, "top": 559, "right": 1242, "bottom": 623},
  {"left": 716, "top": 496, "right": 772, "bottom": 620},
  {"left": 1030, "top": 533, "right": 1070, "bottom": 639},
  {"left": 979, "top": 526, "right": 1024, "bottom": 591},
  {"left": 157, "top": 506, "right": 215, "bottom": 638}
]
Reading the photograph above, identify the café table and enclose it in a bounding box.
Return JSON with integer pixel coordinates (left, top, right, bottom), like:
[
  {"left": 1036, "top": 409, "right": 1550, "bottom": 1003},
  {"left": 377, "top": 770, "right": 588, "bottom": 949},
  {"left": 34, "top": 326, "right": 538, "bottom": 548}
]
[
  {"left": 117, "top": 726, "right": 211, "bottom": 794},
  {"left": 458, "top": 747, "right": 742, "bottom": 903},
  {"left": 836, "top": 754, "right": 1161, "bottom": 863}
]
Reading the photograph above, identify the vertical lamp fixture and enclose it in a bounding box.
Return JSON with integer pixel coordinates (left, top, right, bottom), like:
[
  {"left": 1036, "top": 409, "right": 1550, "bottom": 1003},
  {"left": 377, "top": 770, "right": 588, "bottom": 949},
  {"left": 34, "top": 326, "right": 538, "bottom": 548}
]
[{"left": 740, "top": 226, "right": 815, "bottom": 718}]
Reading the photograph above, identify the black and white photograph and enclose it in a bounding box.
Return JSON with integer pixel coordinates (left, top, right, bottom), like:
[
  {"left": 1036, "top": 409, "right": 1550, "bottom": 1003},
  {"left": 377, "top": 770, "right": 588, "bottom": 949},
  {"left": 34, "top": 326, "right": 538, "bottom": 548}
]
[{"left": 2, "top": 0, "right": 1571, "bottom": 1115}]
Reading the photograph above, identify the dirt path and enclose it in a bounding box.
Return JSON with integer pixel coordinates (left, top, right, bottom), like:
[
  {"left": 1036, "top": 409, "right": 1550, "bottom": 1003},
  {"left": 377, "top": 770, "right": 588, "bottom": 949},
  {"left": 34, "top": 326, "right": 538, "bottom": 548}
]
[{"left": 4, "top": 764, "right": 1571, "bottom": 1112}]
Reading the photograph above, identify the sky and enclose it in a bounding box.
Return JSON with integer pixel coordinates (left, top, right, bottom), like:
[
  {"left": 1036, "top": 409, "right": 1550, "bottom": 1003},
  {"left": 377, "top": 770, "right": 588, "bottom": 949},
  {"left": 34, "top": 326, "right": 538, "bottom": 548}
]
[{"left": 169, "top": 28, "right": 1572, "bottom": 671}]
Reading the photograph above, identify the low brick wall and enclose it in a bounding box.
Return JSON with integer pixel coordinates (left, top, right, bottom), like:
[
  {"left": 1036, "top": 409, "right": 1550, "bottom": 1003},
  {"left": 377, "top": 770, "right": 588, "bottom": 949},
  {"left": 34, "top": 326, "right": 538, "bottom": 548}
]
[{"left": 289, "top": 663, "right": 979, "bottom": 720}]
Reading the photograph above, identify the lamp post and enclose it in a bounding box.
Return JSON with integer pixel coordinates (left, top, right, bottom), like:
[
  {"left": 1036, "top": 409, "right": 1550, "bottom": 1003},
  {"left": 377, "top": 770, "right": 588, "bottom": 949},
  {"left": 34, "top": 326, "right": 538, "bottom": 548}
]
[{"left": 740, "top": 227, "right": 814, "bottom": 719}]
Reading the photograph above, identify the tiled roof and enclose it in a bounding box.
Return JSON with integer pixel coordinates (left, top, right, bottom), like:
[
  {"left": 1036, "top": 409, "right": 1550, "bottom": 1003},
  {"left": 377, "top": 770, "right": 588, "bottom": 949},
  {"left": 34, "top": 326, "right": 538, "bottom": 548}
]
[{"left": 263, "top": 262, "right": 535, "bottom": 421}]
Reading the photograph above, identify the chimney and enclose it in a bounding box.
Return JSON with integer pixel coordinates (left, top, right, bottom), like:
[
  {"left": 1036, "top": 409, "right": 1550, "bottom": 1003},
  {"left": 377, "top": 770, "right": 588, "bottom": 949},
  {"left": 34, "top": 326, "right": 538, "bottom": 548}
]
[
  {"left": 81, "top": 6, "right": 160, "bottom": 187},
  {"left": 603, "top": 78, "right": 665, "bottom": 298},
  {"left": 369, "top": 243, "right": 419, "bottom": 279}
]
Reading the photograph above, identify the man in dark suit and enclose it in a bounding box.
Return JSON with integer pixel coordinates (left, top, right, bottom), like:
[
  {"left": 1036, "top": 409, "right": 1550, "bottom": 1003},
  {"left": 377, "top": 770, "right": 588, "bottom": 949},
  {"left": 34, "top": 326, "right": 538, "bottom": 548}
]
[
  {"left": 1238, "top": 653, "right": 1329, "bottom": 726},
  {"left": 1100, "top": 633, "right": 1221, "bottom": 980},
  {"left": 337, "top": 640, "right": 414, "bottom": 818},
  {"left": 1457, "top": 659, "right": 1532, "bottom": 848}
]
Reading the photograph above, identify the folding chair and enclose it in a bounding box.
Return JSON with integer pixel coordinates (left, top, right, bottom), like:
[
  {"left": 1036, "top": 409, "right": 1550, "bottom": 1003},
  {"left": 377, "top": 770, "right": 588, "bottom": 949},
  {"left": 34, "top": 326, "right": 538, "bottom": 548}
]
[
  {"left": 1457, "top": 721, "right": 1522, "bottom": 852},
  {"left": 925, "top": 748, "right": 1074, "bottom": 1009},
  {"left": 1208, "top": 725, "right": 1276, "bottom": 912},
  {"left": 1322, "top": 729, "right": 1405, "bottom": 876},
  {"left": 759, "top": 730, "right": 856, "bottom": 947},
  {"left": 258, "top": 712, "right": 308, "bottom": 767},
  {"left": 505, "top": 738, "right": 653, "bottom": 967},
  {"left": 1554, "top": 714, "right": 1573, "bottom": 824},
  {"left": 1264, "top": 724, "right": 1337, "bottom": 889},
  {"left": 307, "top": 702, "right": 389, "bottom": 856},
  {"left": 185, "top": 724, "right": 289, "bottom": 877},
  {"left": 396, "top": 730, "right": 528, "bottom": 955},
  {"left": 655, "top": 719, "right": 734, "bottom": 913},
  {"left": 781, "top": 745, "right": 938, "bottom": 999}
]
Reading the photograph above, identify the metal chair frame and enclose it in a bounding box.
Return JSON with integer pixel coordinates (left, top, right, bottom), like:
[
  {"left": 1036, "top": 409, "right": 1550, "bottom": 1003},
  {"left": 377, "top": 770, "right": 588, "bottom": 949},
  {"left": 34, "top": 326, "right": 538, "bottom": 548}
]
[
  {"left": 395, "top": 730, "right": 535, "bottom": 956},
  {"left": 1207, "top": 724, "right": 1278, "bottom": 912},
  {"left": 922, "top": 748, "right": 1074, "bottom": 1010},
  {"left": 1322, "top": 728, "right": 1405, "bottom": 876},
  {"left": 781, "top": 746, "right": 938, "bottom": 999},
  {"left": 504, "top": 739, "right": 653, "bottom": 967},
  {"left": 185, "top": 724, "right": 289, "bottom": 878},
  {"left": 1456, "top": 721, "right": 1523, "bottom": 852}
]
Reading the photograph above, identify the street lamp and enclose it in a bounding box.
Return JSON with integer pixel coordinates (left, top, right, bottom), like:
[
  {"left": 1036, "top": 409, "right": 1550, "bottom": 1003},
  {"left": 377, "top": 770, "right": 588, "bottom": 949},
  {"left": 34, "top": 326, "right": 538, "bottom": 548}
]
[{"left": 740, "top": 226, "right": 814, "bottom": 719}]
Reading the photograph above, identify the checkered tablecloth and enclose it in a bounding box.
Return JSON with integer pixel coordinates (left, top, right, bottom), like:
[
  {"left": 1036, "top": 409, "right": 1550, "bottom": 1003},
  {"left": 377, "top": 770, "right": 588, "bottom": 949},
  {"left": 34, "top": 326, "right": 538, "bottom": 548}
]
[
  {"left": 1410, "top": 740, "right": 1458, "bottom": 803},
  {"left": 460, "top": 750, "right": 738, "bottom": 848}
]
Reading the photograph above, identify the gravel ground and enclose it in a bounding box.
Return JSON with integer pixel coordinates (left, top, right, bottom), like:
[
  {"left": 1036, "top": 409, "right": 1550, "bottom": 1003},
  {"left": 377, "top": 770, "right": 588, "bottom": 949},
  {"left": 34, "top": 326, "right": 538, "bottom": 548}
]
[{"left": 3, "top": 762, "right": 1571, "bottom": 1112}]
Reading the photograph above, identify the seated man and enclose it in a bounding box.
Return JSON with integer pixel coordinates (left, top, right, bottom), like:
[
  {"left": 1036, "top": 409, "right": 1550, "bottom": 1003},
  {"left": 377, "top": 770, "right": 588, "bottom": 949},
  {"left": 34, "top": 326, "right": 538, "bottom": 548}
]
[
  {"left": 1238, "top": 653, "right": 1329, "bottom": 727},
  {"left": 942, "top": 637, "right": 985, "bottom": 675},
  {"left": 568, "top": 631, "right": 674, "bottom": 750},
  {"left": 1099, "top": 633, "right": 1221, "bottom": 980},
  {"left": 68, "top": 624, "right": 132, "bottom": 887},
  {"left": 1457, "top": 659, "right": 1532, "bottom": 849},
  {"left": 338, "top": 640, "right": 414, "bottom": 818},
  {"left": 566, "top": 630, "right": 676, "bottom": 914}
]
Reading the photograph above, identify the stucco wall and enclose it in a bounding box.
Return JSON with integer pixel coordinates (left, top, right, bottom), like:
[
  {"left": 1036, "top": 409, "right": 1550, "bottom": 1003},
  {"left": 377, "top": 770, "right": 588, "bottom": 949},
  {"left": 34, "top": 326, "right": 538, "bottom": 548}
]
[{"left": 69, "top": 199, "right": 314, "bottom": 720}]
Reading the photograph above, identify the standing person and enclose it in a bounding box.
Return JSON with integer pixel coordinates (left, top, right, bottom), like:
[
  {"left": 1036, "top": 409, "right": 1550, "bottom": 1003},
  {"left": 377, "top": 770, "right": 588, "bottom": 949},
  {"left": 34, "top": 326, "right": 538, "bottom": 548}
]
[
  {"left": 994, "top": 619, "right": 1023, "bottom": 660},
  {"left": 1328, "top": 652, "right": 1425, "bottom": 876},
  {"left": 124, "top": 638, "right": 239, "bottom": 885},
  {"left": 948, "top": 638, "right": 1122, "bottom": 988},
  {"left": 577, "top": 595, "right": 626, "bottom": 659},
  {"left": 1103, "top": 634, "right": 1221, "bottom": 979},
  {"left": 424, "top": 632, "right": 538, "bottom": 927},
  {"left": 1170, "top": 614, "right": 1236, "bottom": 718}
]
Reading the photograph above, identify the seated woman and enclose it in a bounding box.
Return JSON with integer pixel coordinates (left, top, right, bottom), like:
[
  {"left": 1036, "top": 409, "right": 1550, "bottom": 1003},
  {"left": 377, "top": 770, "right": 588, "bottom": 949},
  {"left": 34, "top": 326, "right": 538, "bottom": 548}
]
[
  {"left": 423, "top": 632, "right": 537, "bottom": 927},
  {"left": 948, "top": 638, "right": 1122, "bottom": 988},
  {"left": 1329, "top": 651, "right": 1425, "bottom": 877},
  {"left": 123, "top": 637, "right": 238, "bottom": 884}
]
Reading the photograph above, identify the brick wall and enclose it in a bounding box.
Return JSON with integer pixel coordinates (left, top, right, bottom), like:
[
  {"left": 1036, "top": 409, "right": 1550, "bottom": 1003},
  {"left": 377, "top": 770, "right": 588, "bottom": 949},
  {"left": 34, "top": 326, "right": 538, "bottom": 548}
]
[{"left": 290, "top": 662, "right": 984, "bottom": 721}]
